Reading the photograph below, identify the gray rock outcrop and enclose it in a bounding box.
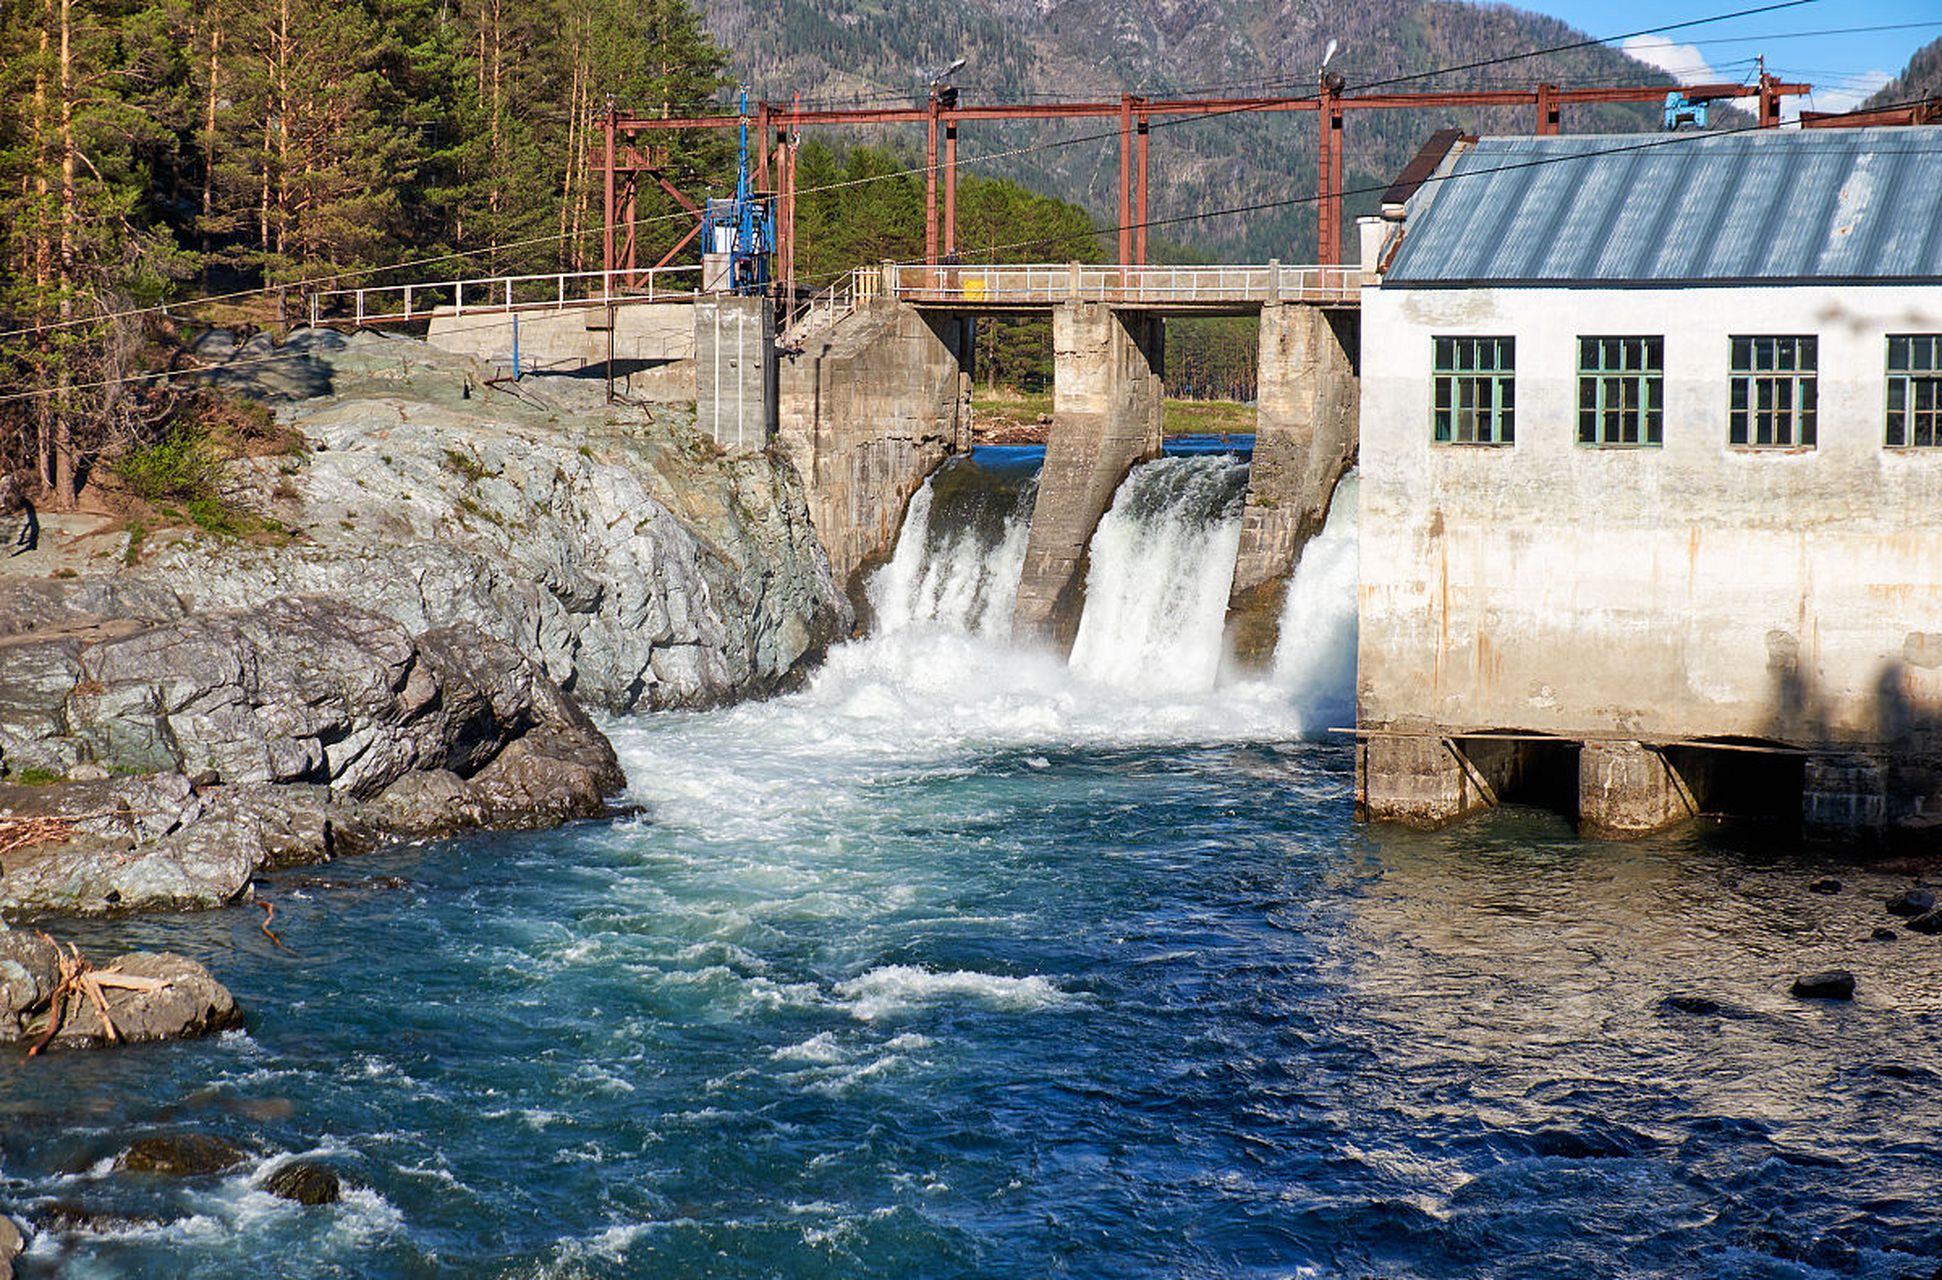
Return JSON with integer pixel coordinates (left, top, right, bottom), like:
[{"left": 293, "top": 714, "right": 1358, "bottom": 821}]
[
  {"left": 1, "top": 594, "right": 621, "bottom": 914},
  {"left": 151, "top": 331, "right": 850, "bottom": 711}
]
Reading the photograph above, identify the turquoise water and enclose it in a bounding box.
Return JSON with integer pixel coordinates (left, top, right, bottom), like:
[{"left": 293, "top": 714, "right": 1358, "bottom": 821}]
[{"left": 5, "top": 696, "right": 1942, "bottom": 1278}]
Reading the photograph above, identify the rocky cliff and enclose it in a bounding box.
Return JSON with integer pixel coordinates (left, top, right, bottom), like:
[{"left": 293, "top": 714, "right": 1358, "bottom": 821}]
[
  {"left": 0, "top": 329, "right": 852, "bottom": 918},
  {"left": 173, "top": 329, "right": 851, "bottom": 711}
]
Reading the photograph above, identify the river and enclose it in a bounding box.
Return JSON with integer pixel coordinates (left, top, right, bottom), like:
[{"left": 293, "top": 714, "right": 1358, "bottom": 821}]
[{"left": 3, "top": 448, "right": 1939, "bottom": 1278}]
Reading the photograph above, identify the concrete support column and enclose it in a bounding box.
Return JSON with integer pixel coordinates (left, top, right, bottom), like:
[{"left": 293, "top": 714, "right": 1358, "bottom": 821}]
[
  {"left": 1224, "top": 303, "right": 1359, "bottom": 670},
  {"left": 1802, "top": 753, "right": 1887, "bottom": 836},
  {"left": 1578, "top": 741, "right": 1697, "bottom": 837},
  {"left": 1356, "top": 734, "right": 1496, "bottom": 828},
  {"left": 695, "top": 296, "right": 777, "bottom": 450},
  {"left": 1011, "top": 303, "right": 1163, "bottom": 653}
]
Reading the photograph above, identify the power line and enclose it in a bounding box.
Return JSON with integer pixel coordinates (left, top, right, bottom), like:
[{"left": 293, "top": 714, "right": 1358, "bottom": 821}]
[{"left": 0, "top": 0, "right": 1848, "bottom": 348}]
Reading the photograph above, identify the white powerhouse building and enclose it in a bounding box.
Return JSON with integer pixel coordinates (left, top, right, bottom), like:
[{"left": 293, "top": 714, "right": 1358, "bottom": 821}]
[{"left": 1355, "top": 125, "right": 1942, "bottom": 838}]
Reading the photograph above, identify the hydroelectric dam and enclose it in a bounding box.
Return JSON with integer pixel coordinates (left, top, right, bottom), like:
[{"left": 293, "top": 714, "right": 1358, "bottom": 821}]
[{"left": 423, "top": 260, "right": 1364, "bottom": 679}]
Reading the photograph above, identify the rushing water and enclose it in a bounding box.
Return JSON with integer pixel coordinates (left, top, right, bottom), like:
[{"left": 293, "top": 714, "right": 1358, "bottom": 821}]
[
  {"left": 5, "top": 454, "right": 1942, "bottom": 1279},
  {"left": 1068, "top": 454, "right": 1250, "bottom": 693}
]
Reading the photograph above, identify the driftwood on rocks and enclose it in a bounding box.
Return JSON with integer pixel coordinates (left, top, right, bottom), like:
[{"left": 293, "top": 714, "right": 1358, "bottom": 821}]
[
  {"left": 0, "top": 813, "right": 87, "bottom": 858},
  {"left": 0, "top": 931, "right": 240, "bottom": 1051}
]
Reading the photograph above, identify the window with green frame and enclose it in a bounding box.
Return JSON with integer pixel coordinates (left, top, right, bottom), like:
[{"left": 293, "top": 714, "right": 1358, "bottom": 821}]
[
  {"left": 1432, "top": 336, "right": 1515, "bottom": 444},
  {"left": 1577, "top": 336, "right": 1664, "bottom": 446},
  {"left": 1886, "top": 335, "right": 1942, "bottom": 448},
  {"left": 1729, "top": 336, "right": 1816, "bottom": 448}
]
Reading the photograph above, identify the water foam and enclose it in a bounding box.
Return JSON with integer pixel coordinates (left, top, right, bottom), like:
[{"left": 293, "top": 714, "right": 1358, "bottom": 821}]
[
  {"left": 1272, "top": 469, "right": 1360, "bottom": 727},
  {"left": 606, "top": 460, "right": 1359, "bottom": 845},
  {"left": 1069, "top": 453, "right": 1250, "bottom": 693},
  {"left": 833, "top": 964, "right": 1071, "bottom": 1021}
]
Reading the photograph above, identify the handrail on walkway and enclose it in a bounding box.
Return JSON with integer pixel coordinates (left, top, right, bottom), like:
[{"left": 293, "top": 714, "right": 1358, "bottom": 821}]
[
  {"left": 875, "top": 260, "right": 1363, "bottom": 306},
  {"left": 307, "top": 265, "right": 703, "bottom": 328}
]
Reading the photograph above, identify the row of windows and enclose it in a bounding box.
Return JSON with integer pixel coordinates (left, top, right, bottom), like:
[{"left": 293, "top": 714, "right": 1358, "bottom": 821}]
[{"left": 1430, "top": 334, "right": 1942, "bottom": 450}]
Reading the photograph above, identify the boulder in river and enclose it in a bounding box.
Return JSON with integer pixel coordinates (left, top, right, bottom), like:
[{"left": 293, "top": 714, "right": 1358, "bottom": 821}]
[
  {"left": 0, "top": 1214, "right": 21, "bottom": 1280},
  {"left": 262, "top": 1160, "right": 342, "bottom": 1205},
  {"left": 1885, "top": 888, "right": 1936, "bottom": 917},
  {"left": 1807, "top": 877, "right": 1843, "bottom": 895},
  {"left": 1907, "top": 909, "right": 1942, "bottom": 936},
  {"left": 1790, "top": 970, "right": 1856, "bottom": 1000},
  {"left": 118, "top": 1133, "right": 249, "bottom": 1176}
]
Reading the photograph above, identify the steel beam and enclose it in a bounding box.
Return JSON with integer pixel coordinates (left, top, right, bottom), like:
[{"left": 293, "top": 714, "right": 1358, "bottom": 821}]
[
  {"left": 944, "top": 118, "right": 958, "bottom": 259},
  {"left": 605, "top": 78, "right": 1811, "bottom": 269},
  {"left": 1118, "top": 95, "right": 1134, "bottom": 269},
  {"left": 925, "top": 90, "right": 940, "bottom": 267}
]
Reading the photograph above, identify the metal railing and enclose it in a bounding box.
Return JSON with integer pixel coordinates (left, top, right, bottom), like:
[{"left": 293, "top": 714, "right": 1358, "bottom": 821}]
[
  {"left": 878, "top": 261, "right": 1363, "bottom": 306},
  {"left": 306, "top": 266, "right": 703, "bottom": 327}
]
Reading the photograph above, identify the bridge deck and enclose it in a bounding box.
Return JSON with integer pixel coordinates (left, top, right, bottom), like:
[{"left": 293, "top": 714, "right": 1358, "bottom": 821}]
[
  {"left": 874, "top": 262, "right": 1362, "bottom": 312},
  {"left": 299, "top": 260, "right": 1363, "bottom": 336}
]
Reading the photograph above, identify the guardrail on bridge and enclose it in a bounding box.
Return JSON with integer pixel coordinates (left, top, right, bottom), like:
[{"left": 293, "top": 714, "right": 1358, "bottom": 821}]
[{"left": 875, "top": 261, "right": 1363, "bottom": 307}]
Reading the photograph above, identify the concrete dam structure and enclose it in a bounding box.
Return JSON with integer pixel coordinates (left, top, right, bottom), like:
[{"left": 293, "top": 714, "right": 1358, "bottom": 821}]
[{"left": 770, "top": 266, "right": 1362, "bottom": 663}]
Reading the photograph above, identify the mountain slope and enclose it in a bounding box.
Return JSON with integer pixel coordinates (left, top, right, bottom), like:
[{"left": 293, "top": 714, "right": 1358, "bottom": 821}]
[
  {"left": 1862, "top": 35, "right": 1942, "bottom": 112},
  {"left": 700, "top": 0, "right": 1686, "bottom": 261}
]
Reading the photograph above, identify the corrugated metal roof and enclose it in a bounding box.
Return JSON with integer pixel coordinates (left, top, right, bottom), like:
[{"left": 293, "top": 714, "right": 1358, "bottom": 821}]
[{"left": 1383, "top": 126, "right": 1942, "bottom": 287}]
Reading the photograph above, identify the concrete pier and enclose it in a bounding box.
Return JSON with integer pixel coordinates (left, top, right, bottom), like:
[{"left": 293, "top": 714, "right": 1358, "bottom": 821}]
[
  {"left": 1224, "top": 304, "right": 1359, "bottom": 669},
  {"left": 695, "top": 296, "right": 777, "bottom": 450},
  {"left": 1354, "top": 734, "right": 1521, "bottom": 828},
  {"left": 774, "top": 301, "right": 971, "bottom": 615},
  {"left": 1011, "top": 303, "right": 1163, "bottom": 652},
  {"left": 1577, "top": 742, "right": 1696, "bottom": 836}
]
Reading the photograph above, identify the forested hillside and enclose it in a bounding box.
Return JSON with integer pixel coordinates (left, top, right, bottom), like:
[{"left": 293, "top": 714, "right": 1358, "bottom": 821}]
[{"left": 0, "top": 0, "right": 726, "bottom": 502}]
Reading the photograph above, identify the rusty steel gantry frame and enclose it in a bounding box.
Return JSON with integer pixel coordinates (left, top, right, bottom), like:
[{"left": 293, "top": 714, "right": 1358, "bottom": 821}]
[{"left": 598, "top": 72, "right": 1808, "bottom": 286}]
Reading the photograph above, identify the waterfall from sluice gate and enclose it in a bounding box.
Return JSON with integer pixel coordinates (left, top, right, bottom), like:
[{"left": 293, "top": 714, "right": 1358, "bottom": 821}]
[
  {"left": 1067, "top": 453, "right": 1251, "bottom": 693},
  {"left": 866, "top": 442, "right": 1357, "bottom": 731},
  {"left": 870, "top": 451, "right": 1040, "bottom": 639}
]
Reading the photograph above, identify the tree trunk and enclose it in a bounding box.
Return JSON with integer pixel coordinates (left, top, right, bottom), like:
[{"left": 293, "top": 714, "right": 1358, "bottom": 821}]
[
  {"left": 53, "top": 0, "right": 77, "bottom": 510},
  {"left": 201, "top": 3, "right": 222, "bottom": 255},
  {"left": 559, "top": 41, "right": 580, "bottom": 271},
  {"left": 33, "top": 0, "right": 54, "bottom": 490},
  {"left": 273, "top": 0, "right": 289, "bottom": 265},
  {"left": 487, "top": 0, "right": 502, "bottom": 270}
]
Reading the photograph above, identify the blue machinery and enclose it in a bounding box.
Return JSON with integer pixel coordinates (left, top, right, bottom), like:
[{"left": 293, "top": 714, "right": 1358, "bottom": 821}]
[
  {"left": 1663, "top": 91, "right": 1710, "bottom": 131},
  {"left": 701, "top": 89, "right": 776, "bottom": 294}
]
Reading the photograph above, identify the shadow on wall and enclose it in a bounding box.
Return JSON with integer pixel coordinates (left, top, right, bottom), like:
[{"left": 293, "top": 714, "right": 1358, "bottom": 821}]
[{"left": 1766, "top": 626, "right": 1942, "bottom": 824}]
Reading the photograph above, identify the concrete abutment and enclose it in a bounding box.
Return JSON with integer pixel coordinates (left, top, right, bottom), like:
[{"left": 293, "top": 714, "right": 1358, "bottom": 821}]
[
  {"left": 1011, "top": 303, "right": 1164, "bottom": 653},
  {"left": 774, "top": 301, "right": 972, "bottom": 619},
  {"left": 1577, "top": 742, "right": 1697, "bottom": 837}
]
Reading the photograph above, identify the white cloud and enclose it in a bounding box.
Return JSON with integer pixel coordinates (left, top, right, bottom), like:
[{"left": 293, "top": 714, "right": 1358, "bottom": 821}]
[
  {"left": 1801, "top": 70, "right": 1894, "bottom": 117},
  {"left": 1621, "top": 34, "right": 1719, "bottom": 85}
]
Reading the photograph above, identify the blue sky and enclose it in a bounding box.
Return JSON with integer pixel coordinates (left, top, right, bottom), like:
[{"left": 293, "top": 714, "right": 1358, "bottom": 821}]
[{"left": 1521, "top": 0, "right": 1942, "bottom": 114}]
